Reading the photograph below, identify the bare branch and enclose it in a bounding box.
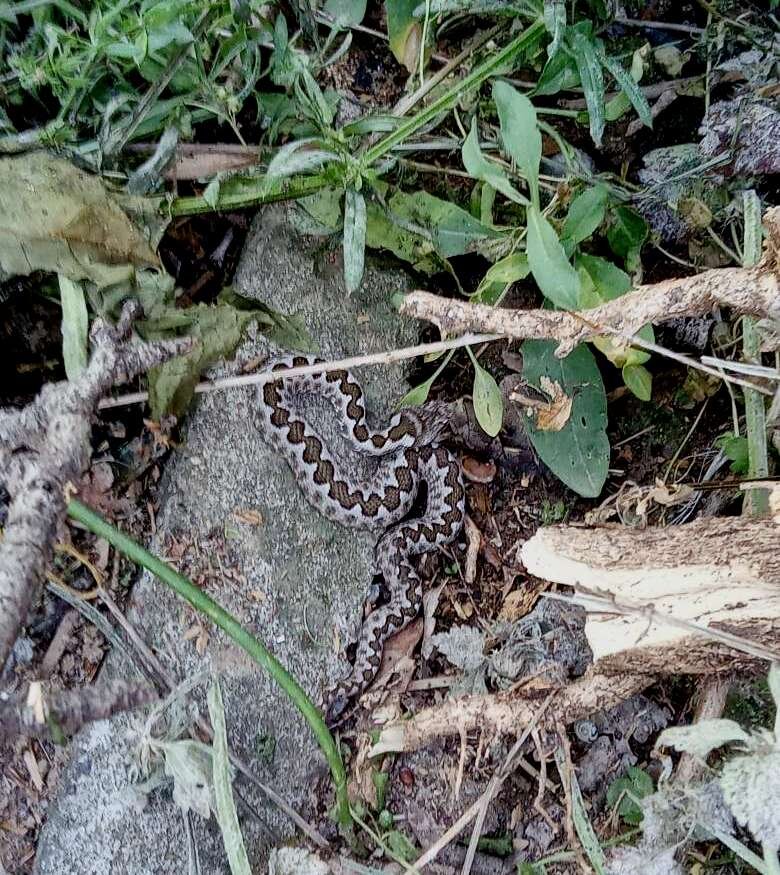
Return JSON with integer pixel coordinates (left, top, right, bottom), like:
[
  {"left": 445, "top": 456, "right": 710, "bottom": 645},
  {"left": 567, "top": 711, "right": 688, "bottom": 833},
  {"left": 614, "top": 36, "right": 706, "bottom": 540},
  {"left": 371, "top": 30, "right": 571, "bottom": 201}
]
[
  {"left": 0, "top": 680, "right": 157, "bottom": 740},
  {"left": 0, "top": 300, "right": 191, "bottom": 669}
]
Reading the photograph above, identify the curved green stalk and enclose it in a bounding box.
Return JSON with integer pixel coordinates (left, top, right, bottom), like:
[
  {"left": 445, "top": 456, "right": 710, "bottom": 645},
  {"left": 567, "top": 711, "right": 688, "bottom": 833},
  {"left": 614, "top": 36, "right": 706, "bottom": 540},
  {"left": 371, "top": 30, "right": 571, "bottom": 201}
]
[{"left": 66, "top": 498, "right": 351, "bottom": 829}]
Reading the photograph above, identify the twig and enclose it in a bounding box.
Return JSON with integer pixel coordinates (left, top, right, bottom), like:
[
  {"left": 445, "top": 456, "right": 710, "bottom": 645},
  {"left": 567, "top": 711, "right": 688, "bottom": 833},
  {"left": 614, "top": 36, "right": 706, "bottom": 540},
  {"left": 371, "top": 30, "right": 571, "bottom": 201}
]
[
  {"left": 614, "top": 16, "right": 707, "bottom": 34},
  {"left": 98, "top": 332, "right": 500, "bottom": 410}
]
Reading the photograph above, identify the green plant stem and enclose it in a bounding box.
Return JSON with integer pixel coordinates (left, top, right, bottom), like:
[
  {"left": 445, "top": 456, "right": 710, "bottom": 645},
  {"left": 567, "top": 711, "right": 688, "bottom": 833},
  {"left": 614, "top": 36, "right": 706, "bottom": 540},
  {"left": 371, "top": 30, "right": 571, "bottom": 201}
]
[
  {"left": 741, "top": 190, "right": 769, "bottom": 517},
  {"left": 169, "top": 172, "right": 329, "bottom": 216},
  {"left": 65, "top": 498, "right": 351, "bottom": 830},
  {"left": 362, "top": 18, "right": 546, "bottom": 168}
]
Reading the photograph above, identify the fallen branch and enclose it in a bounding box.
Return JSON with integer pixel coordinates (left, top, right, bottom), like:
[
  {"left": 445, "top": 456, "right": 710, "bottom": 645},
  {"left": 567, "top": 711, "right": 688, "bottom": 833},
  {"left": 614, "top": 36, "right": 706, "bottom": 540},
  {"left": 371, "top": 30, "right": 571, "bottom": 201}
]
[
  {"left": 0, "top": 680, "right": 157, "bottom": 740},
  {"left": 0, "top": 300, "right": 191, "bottom": 669},
  {"left": 370, "top": 672, "right": 647, "bottom": 756},
  {"left": 520, "top": 515, "right": 780, "bottom": 675},
  {"left": 399, "top": 208, "right": 780, "bottom": 358}
]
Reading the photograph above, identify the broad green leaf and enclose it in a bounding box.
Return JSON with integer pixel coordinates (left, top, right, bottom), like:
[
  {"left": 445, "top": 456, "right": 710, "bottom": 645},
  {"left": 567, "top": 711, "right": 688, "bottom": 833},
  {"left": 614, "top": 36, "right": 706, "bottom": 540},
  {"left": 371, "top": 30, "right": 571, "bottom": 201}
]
[
  {"left": 526, "top": 205, "right": 580, "bottom": 309},
  {"left": 657, "top": 719, "right": 752, "bottom": 760},
  {"left": 202, "top": 176, "right": 222, "bottom": 209},
  {"left": 323, "top": 0, "right": 367, "bottom": 27},
  {"left": 568, "top": 29, "right": 605, "bottom": 147},
  {"left": 387, "top": 188, "right": 499, "bottom": 259},
  {"left": 607, "top": 206, "right": 648, "bottom": 263},
  {"left": 561, "top": 186, "right": 608, "bottom": 249},
  {"left": 606, "top": 767, "right": 653, "bottom": 825},
  {"left": 543, "top": 0, "right": 567, "bottom": 56},
  {"left": 386, "top": 0, "right": 421, "bottom": 73},
  {"left": 492, "top": 81, "right": 541, "bottom": 204},
  {"left": 715, "top": 433, "right": 750, "bottom": 474},
  {"left": 576, "top": 253, "right": 631, "bottom": 306},
  {"left": 622, "top": 363, "right": 652, "bottom": 401},
  {"left": 385, "top": 829, "right": 418, "bottom": 863},
  {"left": 343, "top": 188, "right": 367, "bottom": 293},
  {"left": 462, "top": 119, "right": 527, "bottom": 206},
  {"left": 208, "top": 680, "right": 252, "bottom": 875},
  {"left": 58, "top": 275, "right": 89, "bottom": 381},
  {"left": 521, "top": 340, "right": 609, "bottom": 497},
  {"left": 599, "top": 51, "right": 652, "bottom": 130},
  {"left": 481, "top": 253, "right": 530, "bottom": 285},
  {"left": 398, "top": 350, "right": 454, "bottom": 408},
  {"left": 470, "top": 355, "right": 503, "bottom": 437},
  {"left": 0, "top": 152, "right": 158, "bottom": 287}
]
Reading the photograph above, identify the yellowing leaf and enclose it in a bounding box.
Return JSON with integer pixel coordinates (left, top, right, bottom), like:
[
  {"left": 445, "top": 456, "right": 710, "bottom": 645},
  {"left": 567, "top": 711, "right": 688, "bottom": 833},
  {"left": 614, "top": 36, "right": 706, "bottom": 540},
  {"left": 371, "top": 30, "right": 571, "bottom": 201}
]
[{"left": 0, "top": 152, "right": 159, "bottom": 287}]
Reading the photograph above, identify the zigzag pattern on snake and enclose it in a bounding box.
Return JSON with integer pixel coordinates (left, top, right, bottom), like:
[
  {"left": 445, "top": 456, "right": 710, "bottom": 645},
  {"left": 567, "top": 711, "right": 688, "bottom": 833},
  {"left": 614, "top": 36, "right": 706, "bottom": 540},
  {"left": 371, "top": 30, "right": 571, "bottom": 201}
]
[{"left": 256, "top": 354, "right": 465, "bottom": 722}]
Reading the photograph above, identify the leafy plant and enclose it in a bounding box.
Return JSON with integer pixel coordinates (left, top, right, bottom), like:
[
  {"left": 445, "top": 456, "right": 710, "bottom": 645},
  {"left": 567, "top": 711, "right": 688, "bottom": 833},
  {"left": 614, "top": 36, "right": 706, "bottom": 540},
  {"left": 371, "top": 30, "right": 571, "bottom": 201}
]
[
  {"left": 606, "top": 767, "right": 654, "bottom": 826},
  {"left": 657, "top": 663, "right": 780, "bottom": 873}
]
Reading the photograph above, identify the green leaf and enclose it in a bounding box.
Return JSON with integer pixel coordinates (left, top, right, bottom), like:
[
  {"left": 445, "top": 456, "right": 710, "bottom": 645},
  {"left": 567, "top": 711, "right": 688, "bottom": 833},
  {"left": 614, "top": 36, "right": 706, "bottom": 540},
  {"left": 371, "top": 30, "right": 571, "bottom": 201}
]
[
  {"left": 561, "top": 186, "right": 608, "bottom": 250},
  {"left": 521, "top": 341, "right": 609, "bottom": 497},
  {"left": 535, "top": 46, "right": 580, "bottom": 96},
  {"left": 386, "top": 0, "right": 421, "bottom": 73},
  {"left": 462, "top": 119, "right": 527, "bottom": 206},
  {"left": 606, "top": 767, "right": 653, "bottom": 825},
  {"left": 566, "top": 754, "right": 607, "bottom": 873},
  {"left": 576, "top": 253, "right": 631, "bottom": 306},
  {"left": 386, "top": 829, "right": 418, "bottom": 863},
  {"left": 568, "top": 29, "right": 605, "bottom": 147},
  {"left": 470, "top": 353, "right": 503, "bottom": 437},
  {"left": 607, "top": 206, "right": 648, "bottom": 264},
  {"left": 482, "top": 253, "right": 531, "bottom": 285},
  {"left": 323, "top": 0, "right": 367, "bottom": 27},
  {"left": 599, "top": 52, "right": 652, "bottom": 130},
  {"left": 622, "top": 363, "right": 652, "bottom": 401},
  {"left": 398, "top": 350, "right": 454, "bottom": 408},
  {"left": 58, "top": 275, "right": 89, "bottom": 380},
  {"left": 343, "top": 188, "right": 367, "bottom": 293},
  {"left": 386, "top": 187, "right": 499, "bottom": 260},
  {"left": 261, "top": 139, "right": 338, "bottom": 194},
  {"left": 141, "top": 294, "right": 311, "bottom": 418},
  {"left": 492, "top": 81, "right": 541, "bottom": 204},
  {"left": 715, "top": 433, "right": 750, "bottom": 475},
  {"left": 208, "top": 680, "right": 252, "bottom": 875},
  {"left": 526, "top": 205, "right": 581, "bottom": 310}
]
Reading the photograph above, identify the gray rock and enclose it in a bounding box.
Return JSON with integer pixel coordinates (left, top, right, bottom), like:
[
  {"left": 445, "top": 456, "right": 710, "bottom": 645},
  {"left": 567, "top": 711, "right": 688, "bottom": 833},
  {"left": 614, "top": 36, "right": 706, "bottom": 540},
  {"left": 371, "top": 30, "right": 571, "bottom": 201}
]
[{"left": 34, "top": 206, "right": 417, "bottom": 874}]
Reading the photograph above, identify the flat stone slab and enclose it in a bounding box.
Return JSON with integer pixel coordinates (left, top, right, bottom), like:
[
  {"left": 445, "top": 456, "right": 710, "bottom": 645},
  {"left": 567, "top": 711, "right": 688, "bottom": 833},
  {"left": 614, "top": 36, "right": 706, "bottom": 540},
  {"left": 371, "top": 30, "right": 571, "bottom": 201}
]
[{"left": 35, "top": 206, "right": 417, "bottom": 874}]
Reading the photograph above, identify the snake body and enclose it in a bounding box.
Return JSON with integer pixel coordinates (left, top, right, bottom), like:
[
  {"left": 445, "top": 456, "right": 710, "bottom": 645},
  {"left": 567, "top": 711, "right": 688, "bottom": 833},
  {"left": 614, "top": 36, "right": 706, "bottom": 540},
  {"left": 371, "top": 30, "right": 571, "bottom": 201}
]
[{"left": 257, "top": 354, "right": 465, "bottom": 721}]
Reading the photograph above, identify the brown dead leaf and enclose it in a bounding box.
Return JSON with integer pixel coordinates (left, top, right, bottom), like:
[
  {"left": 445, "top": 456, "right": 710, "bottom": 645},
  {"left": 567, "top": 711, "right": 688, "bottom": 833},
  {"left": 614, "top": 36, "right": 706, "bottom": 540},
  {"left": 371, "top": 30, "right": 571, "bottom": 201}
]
[
  {"left": 535, "top": 377, "right": 573, "bottom": 432},
  {"left": 23, "top": 749, "right": 44, "bottom": 793},
  {"left": 499, "top": 584, "right": 543, "bottom": 622}
]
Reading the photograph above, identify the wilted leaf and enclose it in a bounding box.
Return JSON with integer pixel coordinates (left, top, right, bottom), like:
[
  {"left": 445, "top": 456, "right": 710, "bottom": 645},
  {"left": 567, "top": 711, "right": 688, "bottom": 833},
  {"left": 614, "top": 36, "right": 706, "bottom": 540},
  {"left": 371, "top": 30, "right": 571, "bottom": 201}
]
[
  {"left": 261, "top": 140, "right": 337, "bottom": 193},
  {"left": 526, "top": 204, "right": 581, "bottom": 309},
  {"left": 161, "top": 739, "right": 214, "bottom": 819},
  {"left": 386, "top": 0, "right": 421, "bottom": 73},
  {"left": 521, "top": 340, "right": 609, "bottom": 497},
  {"left": 208, "top": 680, "right": 251, "bottom": 875},
  {"left": 0, "top": 152, "right": 159, "bottom": 287},
  {"left": 141, "top": 291, "right": 312, "bottom": 418},
  {"left": 343, "top": 188, "right": 366, "bottom": 293},
  {"left": 493, "top": 81, "right": 541, "bottom": 203},
  {"left": 471, "top": 357, "right": 503, "bottom": 436},
  {"left": 657, "top": 719, "right": 752, "bottom": 760},
  {"left": 58, "top": 275, "right": 89, "bottom": 380},
  {"left": 535, "top": 376, "right": 573, "bottom": 431},
  {"left": 430, "top": 625, "right": 486, "bottom": 672}
]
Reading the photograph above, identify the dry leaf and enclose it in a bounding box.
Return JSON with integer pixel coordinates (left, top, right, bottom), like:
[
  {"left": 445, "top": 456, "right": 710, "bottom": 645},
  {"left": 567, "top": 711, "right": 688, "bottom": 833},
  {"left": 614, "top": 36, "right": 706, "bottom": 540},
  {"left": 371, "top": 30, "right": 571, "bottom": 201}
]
[
  {"left": 499, "top": 587, "right": 539, "bottom": 622},
  {"left": 462, "top": 456, "right": 497, "bottom": 483},
  {"left": 232, "top": 509, "right": 265, "bottom": 526},
  {"left": 535, "top": 377, "right": 573, "bottom": 432}
]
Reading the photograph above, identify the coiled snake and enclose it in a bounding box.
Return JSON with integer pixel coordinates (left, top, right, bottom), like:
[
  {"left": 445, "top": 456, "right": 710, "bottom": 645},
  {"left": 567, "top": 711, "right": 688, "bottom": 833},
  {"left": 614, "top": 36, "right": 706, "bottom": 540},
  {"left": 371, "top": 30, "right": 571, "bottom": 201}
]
[{"left": 257, "top": 354, "right": 465, "bottom": 722}]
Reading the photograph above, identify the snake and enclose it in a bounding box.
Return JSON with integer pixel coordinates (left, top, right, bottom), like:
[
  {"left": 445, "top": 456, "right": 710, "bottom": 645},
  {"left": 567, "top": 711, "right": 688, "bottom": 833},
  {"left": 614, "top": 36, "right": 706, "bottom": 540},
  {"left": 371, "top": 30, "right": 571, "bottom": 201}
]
[{"left": 256, "top": 354, "right": 465, "bottom": 722}]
